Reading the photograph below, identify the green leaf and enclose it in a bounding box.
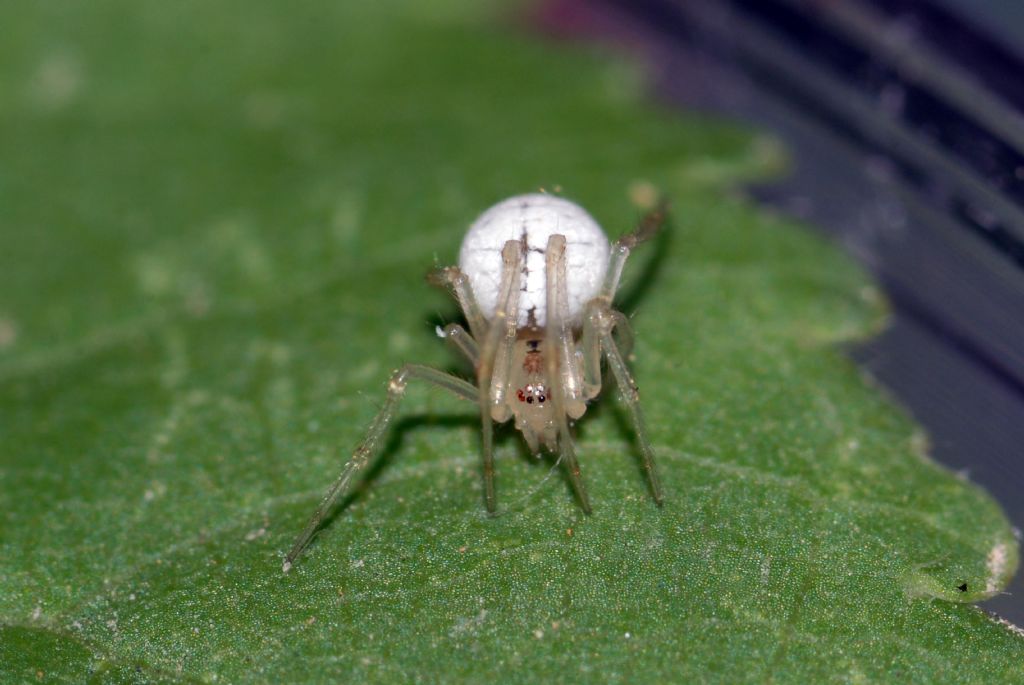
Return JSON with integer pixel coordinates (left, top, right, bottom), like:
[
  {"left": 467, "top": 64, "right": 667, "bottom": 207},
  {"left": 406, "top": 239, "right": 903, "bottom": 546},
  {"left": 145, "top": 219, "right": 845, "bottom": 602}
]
[{"left": 1, "top": 1, "right": 1021, "bottom": 682}]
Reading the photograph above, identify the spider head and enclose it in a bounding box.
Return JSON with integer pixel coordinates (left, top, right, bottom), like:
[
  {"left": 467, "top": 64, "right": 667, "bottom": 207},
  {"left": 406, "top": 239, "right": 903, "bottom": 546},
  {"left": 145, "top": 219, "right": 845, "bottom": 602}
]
[
  {"left": 511, "top": 377, "right": 558, "bottom": 453},
  {"left": 505, "top": 334, "right": 586, "bottom": 453}
]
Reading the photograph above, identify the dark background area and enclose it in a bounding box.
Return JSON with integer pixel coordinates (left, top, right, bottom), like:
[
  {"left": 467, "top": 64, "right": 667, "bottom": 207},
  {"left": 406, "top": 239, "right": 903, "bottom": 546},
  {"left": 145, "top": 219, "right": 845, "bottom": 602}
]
[
  {"left": 934, "top": 0, "right": 1024, "bottom": 48},
  {"left": 540, "top": 0, "right": 1024, "bottom": 624}
]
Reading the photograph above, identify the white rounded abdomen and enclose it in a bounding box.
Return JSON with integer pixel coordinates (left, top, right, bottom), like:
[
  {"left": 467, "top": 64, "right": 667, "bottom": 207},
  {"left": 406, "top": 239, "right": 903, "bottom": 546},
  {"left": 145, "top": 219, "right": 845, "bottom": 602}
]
[{"left": 458, "top": 194, "right": 611, "bottom": 329}]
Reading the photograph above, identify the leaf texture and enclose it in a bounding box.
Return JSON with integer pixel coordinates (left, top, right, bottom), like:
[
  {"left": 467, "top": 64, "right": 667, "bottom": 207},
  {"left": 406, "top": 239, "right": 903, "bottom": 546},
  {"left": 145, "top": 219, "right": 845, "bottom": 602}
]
[{"left": 0, "top": 1, "right": 1021, "bottom": 683}]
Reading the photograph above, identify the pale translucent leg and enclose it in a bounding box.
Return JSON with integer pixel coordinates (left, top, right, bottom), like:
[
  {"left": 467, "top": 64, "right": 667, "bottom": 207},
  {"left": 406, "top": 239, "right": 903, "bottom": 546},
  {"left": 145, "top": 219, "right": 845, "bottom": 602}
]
[
  {"left": 583, "top": 309, "right": 635, "bottom": 399},
  {"left": 583, "top": 201, "right": 665, "bottom": 397},
  {"left": 487, "top": 282, "right": 521, "bottom": 425},
  {"left": 429, "top": 266, "right": 488, "bottom": 342},
  {"left": 600, "top": 324, "right": 663, "bottom": 504},
  {"left": 599, "top": 200, "right": 669, "bottom": 303},
  {"left": 438, "top": 323, "right": 479, "bottom": 367},
  {"left": 581, "top": 306, "right": 603, "bottom": 400},
  {"left": 582, "top": 197, "right": 662, "bottom": 396},
  {"left": 475, "top": 239, "right": 523, "bottom": 513},
  {"left": 544, "top": 235, "right": 586, "bottom": 418},
  {"left": 609, "top": 310, "right": 635, "bottom": 361},
  {"left": 576, "top": 200, "right": 665, "bottom": 502},
  {"left": 283, "top": 364, "right": 477, "bottom": 571},
  {"left": 580, "top": 300, "right": 664, "bottom": 505},
  {"left": 545, "top": 234, "right": 592, "bottom": 514}
]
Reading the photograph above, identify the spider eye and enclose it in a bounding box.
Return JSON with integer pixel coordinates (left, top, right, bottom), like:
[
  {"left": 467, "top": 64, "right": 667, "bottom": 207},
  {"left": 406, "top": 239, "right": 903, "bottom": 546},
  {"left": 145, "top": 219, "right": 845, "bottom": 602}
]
[
  {"left": 526, "top": 396, "right": 534, "bottom": 404},
  {"left": 538, "top": 395, "right": 546, "bottom": 403}
]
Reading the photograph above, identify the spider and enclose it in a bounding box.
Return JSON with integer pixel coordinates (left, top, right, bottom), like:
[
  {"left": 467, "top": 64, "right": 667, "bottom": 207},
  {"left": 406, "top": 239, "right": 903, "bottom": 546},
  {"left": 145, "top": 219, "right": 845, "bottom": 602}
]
[{"left": 283, "top": 193, "right": 666, "bottom": 572}]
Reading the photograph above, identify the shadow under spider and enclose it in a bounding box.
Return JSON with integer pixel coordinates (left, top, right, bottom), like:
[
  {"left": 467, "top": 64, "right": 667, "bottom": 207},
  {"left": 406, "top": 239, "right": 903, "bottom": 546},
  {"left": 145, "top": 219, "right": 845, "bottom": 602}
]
[{"left": 313, "top": 412, "right": 561, "bottom": 536}]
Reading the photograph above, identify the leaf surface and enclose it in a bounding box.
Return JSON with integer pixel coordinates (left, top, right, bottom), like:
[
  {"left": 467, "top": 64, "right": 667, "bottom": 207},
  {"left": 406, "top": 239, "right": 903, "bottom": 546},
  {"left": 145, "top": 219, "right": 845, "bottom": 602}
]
[{"left": 1, "top": 1, "right": 1021, "bottom": 683}]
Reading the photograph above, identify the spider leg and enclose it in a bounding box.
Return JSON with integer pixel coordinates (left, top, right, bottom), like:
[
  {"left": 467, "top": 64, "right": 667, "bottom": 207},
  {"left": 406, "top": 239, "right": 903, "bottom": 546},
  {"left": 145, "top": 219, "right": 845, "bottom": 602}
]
[
  {"left": 585, "top": 200, "right": 667, "bottom": 389},
  {"left": 608, "top": 309, "right": 635, "bottom": 362},
  {"left": 545, "top": 234, "right": 592, "bottom": 514},
  {"left": 578, "top": 201, "right": 666, "bottom": 504},
  {"left": 475, "top": 239, "right": 523, "bottom": 513},
  {"left": 438, "top": 323, "right": 479, "bottom": 367},
  {"left": 581, "top": 305, "right": 603, "bottom": 400},
  {"left": 283, "top": 364, "right": 477, "bottom": 571},
  {"left": 429, "top": 266, "right": 488, "bottom": 342},
  {"left": 545, "top": 234, "right": 586, "bottom": 418},
  {"left": 598, "top": 199, "right": 669, "bottom": 303},
  {"left": 581, "top": 296, "right": 634, "bottom": 401},
  {"left": 594, "top": 305, "right": 664, "bottom": 505}
]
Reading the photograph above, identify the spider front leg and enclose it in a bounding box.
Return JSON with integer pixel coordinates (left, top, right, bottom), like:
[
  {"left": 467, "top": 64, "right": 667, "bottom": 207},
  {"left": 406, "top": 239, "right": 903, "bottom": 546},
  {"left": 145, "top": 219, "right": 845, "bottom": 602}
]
[
  {"left": 283, "top": 364, "right": 477, "bottom": 571},
  {"left": 437, "top": 323, "right": 479, "bottom": 367},
  {"left": 475, "top": 239, "right": 523, "bottom": 513},
  {"left": 429, "top": 266, "right": 488, "bottom": 342},
  {"left": 581, "top": 302, "right": 664, "bottom": 505},
  {"left": 546, "top": 234, "right": 592, "bottom": 514},
  {"left": 599, "top": 198, "right": 668, "bottom": 302}
]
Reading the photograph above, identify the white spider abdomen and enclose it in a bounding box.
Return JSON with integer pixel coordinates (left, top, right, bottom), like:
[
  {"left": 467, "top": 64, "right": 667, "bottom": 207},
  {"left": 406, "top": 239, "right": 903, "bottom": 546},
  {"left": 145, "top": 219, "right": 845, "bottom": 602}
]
[{"left": 459, "top": 194, "right": 611, "bottom": 328}]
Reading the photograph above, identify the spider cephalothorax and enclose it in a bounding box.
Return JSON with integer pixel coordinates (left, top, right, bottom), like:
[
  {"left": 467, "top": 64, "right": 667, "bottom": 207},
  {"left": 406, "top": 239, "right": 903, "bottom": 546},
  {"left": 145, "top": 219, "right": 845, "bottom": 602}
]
[
  {"left": 284, "top": 193, "right": 666, "bottom": 571},
  {"left": 508, "top": 333, "right": 560, "bottom": 453}
]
